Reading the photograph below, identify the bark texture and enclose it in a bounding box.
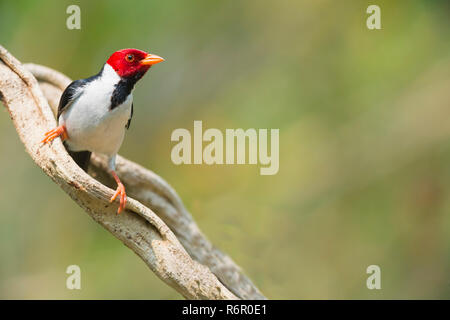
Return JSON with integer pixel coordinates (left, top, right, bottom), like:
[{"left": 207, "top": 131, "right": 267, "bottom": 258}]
[{"left": 0, "top": 45, "right": 266, "bottom": 300}]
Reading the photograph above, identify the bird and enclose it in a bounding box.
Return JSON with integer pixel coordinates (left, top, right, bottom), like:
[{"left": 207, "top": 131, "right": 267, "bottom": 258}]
[{"left": 41, "top": 48, "right": 164, "bottom": 214}]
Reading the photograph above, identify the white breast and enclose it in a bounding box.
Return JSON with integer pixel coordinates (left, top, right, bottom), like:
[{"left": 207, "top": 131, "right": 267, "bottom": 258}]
[{"left": 59, "top": 64, "right": 132, "bottom": 156}]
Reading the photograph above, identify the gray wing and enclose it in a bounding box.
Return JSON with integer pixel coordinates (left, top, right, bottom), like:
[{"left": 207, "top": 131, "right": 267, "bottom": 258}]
[
  {"left": 59, "top": 81, "right": 91, "bottom": 172},
  {"left": 58, "top": 66, "right": 104, "bottom": 119},
  {"left": 57, "top": 79, "right": 85, "bottom": 120}
]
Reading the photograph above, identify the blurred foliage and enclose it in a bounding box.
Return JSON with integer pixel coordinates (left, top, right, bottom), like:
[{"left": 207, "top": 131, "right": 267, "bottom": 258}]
[{"left": 0, "top": 0, "right": 449, "bottom": 299}]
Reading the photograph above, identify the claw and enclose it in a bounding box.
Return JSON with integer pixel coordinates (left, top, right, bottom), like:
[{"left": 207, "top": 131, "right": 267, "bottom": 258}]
[
  {"left": 110, "top": 182, "right": 127, "bottom": 214},
  {"left": 110, "top": 171, "right": 127, "bottom": 214},
  {"left": 41, "top": 125, "right": 68, "bottom": 144}
]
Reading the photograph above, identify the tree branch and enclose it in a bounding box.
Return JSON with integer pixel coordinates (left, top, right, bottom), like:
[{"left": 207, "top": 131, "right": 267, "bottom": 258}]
[
  {"left": 0, "top": 45, "right": 239, "bottom": 300},
  {"left": 0, "top": 45, "right": 266, "bottom": 300}
]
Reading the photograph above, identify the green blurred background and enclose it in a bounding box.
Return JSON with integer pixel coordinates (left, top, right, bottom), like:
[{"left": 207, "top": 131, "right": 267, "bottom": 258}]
[{"left": 1, "top": 0, "right": 450, "bottom": 299}]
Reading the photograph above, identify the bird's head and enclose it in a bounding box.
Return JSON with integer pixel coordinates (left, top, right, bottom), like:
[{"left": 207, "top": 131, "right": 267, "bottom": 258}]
[{"left": 106, "top": 48, "right": 164, "bottom": 79}]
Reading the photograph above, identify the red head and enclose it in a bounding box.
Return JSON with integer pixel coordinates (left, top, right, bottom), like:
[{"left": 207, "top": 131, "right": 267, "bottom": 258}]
[{"left": 106, "top": 48, "right": 164, "bottom": 78}]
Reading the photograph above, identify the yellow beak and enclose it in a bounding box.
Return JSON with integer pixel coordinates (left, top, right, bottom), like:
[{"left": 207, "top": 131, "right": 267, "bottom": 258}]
[{"left": 140, "top": 53, "right": 165, "bottom": 66}]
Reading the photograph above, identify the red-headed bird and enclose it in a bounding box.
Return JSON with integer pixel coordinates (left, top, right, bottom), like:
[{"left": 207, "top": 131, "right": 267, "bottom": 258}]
[{"left": 42, "top": 48, "right": 164, "bottom": 214}]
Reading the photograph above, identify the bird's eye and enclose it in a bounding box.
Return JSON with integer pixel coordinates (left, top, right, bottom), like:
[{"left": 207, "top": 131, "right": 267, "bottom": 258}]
[{"left": 126, "top": 54, "right": 135, "bottom": 62}]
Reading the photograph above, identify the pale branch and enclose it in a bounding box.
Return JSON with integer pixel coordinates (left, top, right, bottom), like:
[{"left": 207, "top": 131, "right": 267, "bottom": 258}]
[
  {"left": 26, "top": 62, "right": 266, "bottom": 300},
  {"left": 0, "top": 45, "right": 266, "bottom": 300},
  {"left": 0, "top": 45, "right": 238, "bottom": 300}
]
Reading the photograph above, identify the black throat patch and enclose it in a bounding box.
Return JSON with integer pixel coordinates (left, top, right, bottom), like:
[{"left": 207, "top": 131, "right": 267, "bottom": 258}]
[{"left": 110, "top": 70, "right": 146, "bottom": 110}]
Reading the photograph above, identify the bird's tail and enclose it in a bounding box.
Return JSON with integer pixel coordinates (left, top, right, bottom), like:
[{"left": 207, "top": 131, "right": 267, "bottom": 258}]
[{"left": 64, "top": 142, "right": 91, "bottom": 172}]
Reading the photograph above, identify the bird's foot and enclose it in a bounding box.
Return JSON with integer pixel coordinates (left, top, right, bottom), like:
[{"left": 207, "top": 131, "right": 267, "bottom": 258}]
[
  {"left": 110, "top": 180, "right": 127, "bottom": 214},
  {"left": 41, "top": 125, "right": 68, "bottom": 144}
]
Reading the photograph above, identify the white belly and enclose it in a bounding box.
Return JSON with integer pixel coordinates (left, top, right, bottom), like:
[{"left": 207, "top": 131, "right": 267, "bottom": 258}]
[{"left": 59, "top": 79, "right": 132, "bottom": 156}]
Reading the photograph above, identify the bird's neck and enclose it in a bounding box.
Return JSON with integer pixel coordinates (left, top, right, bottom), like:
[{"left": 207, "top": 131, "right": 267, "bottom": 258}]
[
  {"left": 100, "top": 64, "right": 122, "bottom": 86},
  {"left": 102, "top": 63, "right": 146, "bottom": 89}
]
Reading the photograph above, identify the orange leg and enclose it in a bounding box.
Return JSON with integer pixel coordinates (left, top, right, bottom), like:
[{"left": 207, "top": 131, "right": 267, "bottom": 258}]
[
  {"left": 110, "top": 171, "right": 127, "bottom": 214},
  {"left": 41, "top": 125, "right": 68, "bottom": 144}
]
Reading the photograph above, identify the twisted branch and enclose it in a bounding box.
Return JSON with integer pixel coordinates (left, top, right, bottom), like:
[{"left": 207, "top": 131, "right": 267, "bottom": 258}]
[
  {"left": 0, "top": 45, "right": 235, "bottom": 300},
  {"left": 0, "top": 45, "right": 265, "bottom": 300}
]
